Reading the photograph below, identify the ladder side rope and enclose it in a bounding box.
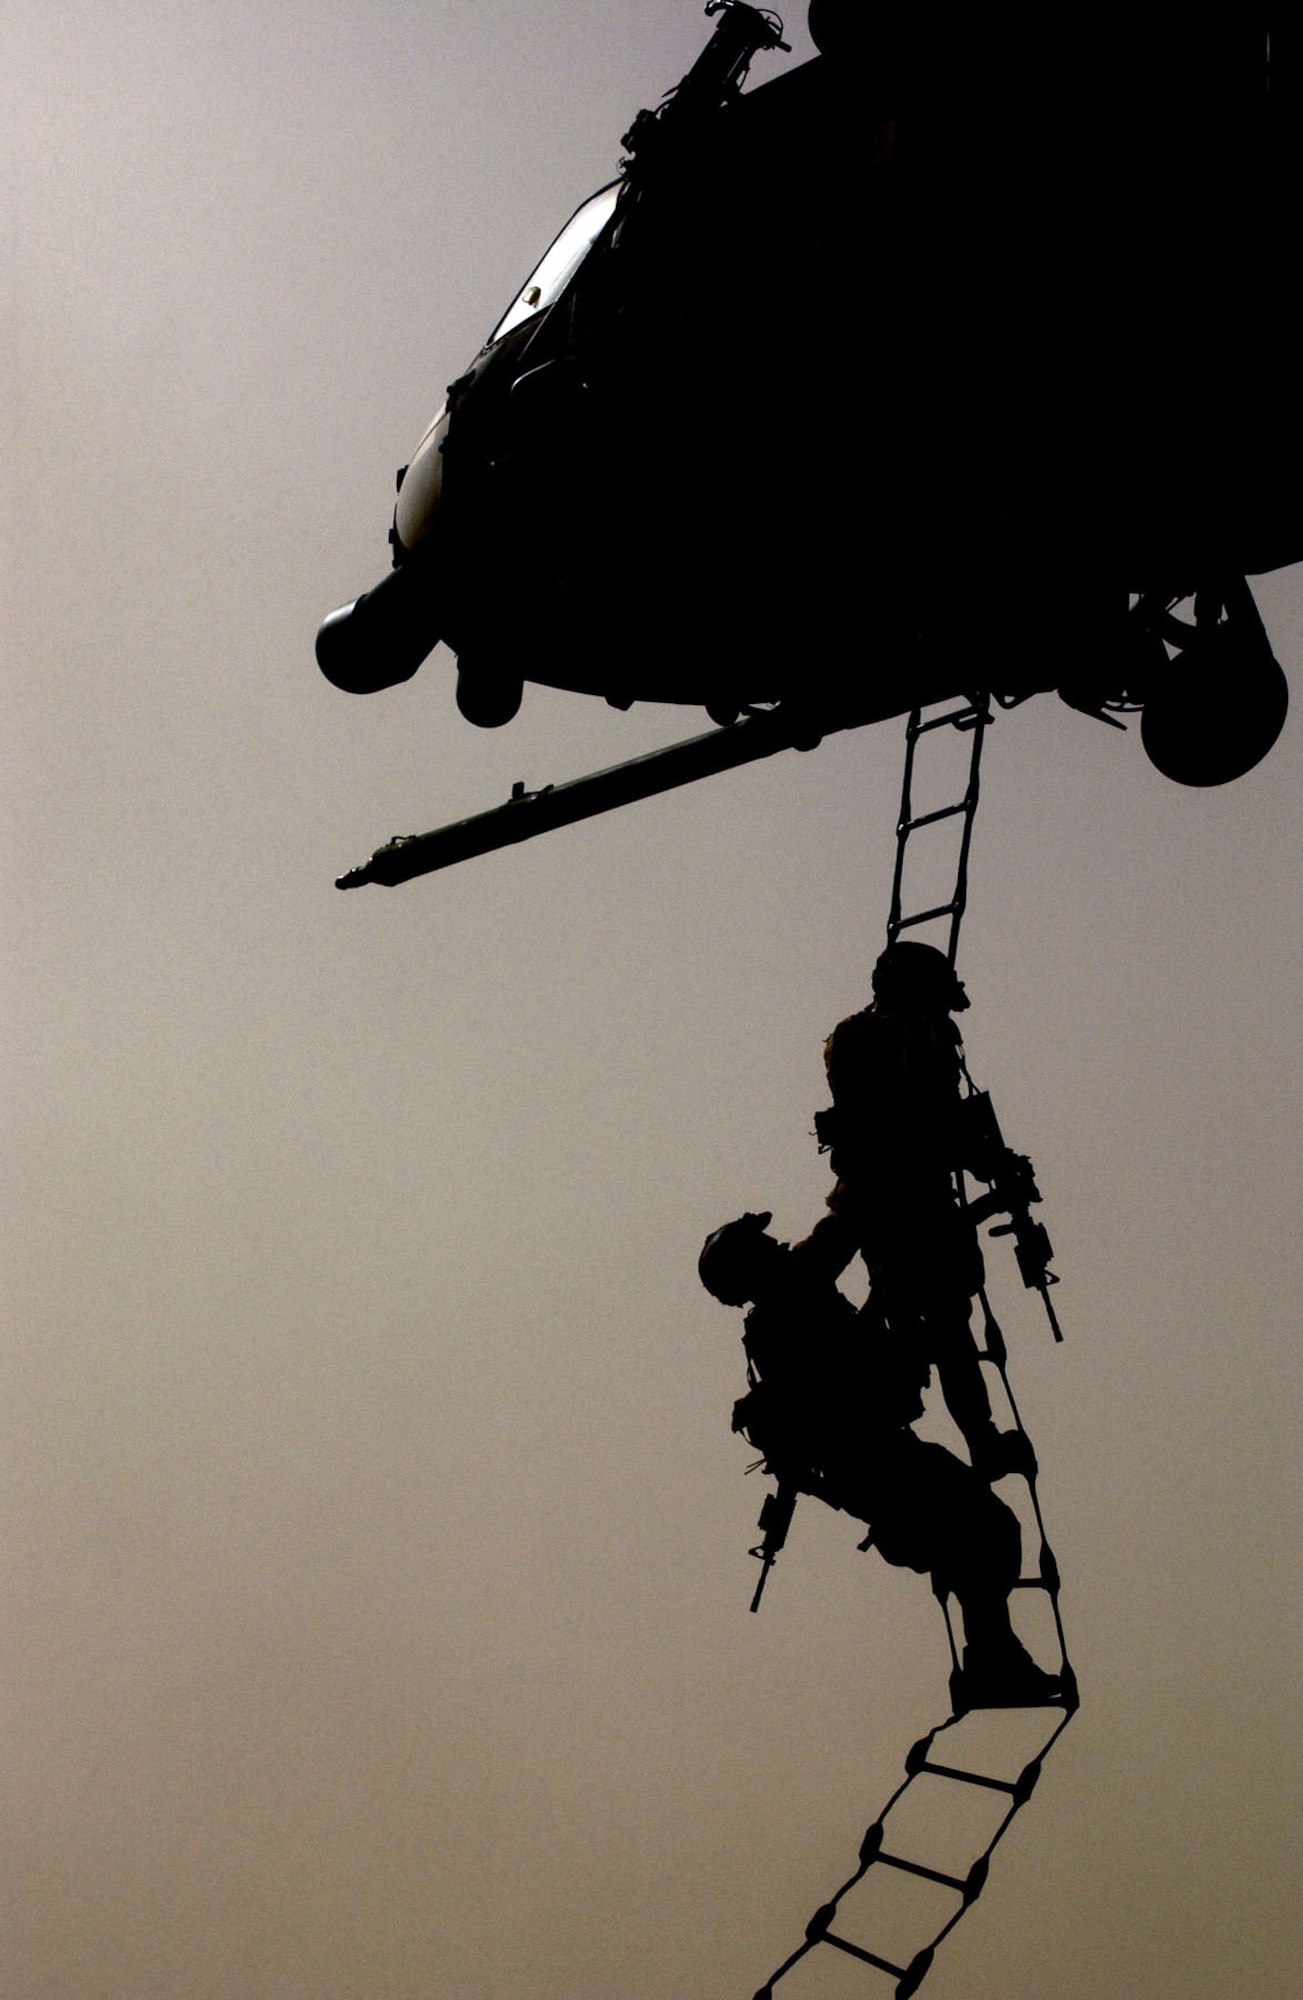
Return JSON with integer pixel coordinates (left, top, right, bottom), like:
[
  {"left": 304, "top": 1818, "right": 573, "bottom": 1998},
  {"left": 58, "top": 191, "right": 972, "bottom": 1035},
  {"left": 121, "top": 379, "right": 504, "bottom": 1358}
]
[
  {"left": 751, "top": 1699, "right": 1078, "bottom": 2000},
  {"left": 750, "top": 700, "right": 1077, "bottom": 1999},
  {"left": 886, "top": 694, "right": 989, "bottom": 966}
]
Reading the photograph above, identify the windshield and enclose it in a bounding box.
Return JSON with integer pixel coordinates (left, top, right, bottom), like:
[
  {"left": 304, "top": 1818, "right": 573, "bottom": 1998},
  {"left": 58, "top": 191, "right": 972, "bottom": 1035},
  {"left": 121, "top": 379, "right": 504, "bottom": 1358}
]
[{"left": 489, "top": 182, "right": 620, "bottom": 345}]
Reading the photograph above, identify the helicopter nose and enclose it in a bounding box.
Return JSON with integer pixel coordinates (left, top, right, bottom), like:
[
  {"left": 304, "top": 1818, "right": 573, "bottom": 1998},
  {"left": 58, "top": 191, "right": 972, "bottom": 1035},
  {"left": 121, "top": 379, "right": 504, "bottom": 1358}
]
[{"left": 315, "top": 563, "right": 443, "bottom": 694}]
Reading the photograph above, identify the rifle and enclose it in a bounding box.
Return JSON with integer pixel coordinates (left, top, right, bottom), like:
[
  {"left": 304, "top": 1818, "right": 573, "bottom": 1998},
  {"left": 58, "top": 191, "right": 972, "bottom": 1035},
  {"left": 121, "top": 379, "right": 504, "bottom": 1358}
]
[
  {"left": 960, "top": 1091, "right": 1065, "bottom": 1342},
  {"left": 749, "top": 1479, "right": 799, "bottom": 1613}
]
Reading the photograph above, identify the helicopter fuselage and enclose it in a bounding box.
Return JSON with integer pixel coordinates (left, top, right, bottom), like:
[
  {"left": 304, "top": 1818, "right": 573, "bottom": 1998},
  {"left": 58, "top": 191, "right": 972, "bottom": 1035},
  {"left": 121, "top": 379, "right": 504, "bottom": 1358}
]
[{"left": 318, "top": 4, "right": 1296, "bottom": 785}]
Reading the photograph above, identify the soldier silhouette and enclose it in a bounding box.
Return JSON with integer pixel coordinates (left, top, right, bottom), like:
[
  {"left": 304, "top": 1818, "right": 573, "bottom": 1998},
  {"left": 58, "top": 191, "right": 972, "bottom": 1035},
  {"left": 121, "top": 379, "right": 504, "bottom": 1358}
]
[
  {"left": 818, "top": 942, "right": 1032, "bottom": 1480},
  {"left": 699, "top": 1211, "right": 1061, "bottom": 1709}
]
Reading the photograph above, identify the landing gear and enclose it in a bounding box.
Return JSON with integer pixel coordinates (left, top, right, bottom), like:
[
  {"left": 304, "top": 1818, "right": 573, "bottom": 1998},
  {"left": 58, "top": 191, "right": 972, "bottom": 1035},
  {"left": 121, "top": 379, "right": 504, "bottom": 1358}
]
[
  {"left": 1140, "top": 581, "right": 1289, "bottom": 787},
  {"left": 1058, "top": 581, "right": 1289, "bottom": 787},
  {"left": 454, "top": 656, "right": 524, "bottom": 728}
]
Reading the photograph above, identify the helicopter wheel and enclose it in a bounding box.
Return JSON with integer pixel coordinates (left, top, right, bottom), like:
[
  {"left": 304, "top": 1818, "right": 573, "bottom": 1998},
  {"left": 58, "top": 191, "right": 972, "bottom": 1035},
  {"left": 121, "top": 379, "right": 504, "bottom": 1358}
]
[
  {"left": 1140, "top": 588, "right": 1289, "bottom": 786},
  {"left": 455, "top": 656, "right": 524, "bottom": 728}
]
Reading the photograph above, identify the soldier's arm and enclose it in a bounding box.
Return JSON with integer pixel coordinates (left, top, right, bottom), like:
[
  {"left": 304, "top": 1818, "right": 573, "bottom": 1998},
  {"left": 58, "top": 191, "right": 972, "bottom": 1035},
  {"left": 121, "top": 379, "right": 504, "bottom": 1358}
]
[
  {"left": 823, "top": 1009, "right": 869, "bottom": 1098},
  {"left": 787, "top": 1209, "right": 858, "bottom": 1286}
]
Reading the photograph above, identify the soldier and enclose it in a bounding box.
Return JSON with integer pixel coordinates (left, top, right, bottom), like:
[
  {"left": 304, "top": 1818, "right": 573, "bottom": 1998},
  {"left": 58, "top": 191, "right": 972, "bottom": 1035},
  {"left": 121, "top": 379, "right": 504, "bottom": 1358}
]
[
  {"left": 699, "top": 1211, "right": 1062, "bottom": 1709},
  {"left": 819, "top": 941, "right": 1032, "bottom": 1479}
]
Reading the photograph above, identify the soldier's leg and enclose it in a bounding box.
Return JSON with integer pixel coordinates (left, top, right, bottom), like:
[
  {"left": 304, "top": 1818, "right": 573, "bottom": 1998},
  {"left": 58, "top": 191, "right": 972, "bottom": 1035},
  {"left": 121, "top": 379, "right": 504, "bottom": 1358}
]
[
  {"left": 867, "top": 1440, "right": 1060, "bottom": 1705},
  {"left": 944, "top": 1476, "right": 1062, "bottom": 1706},
  {"left": 926, "top": 1295, "right": 1035, "bottom": 1481},
  {"left": 866, "top": 1438, "right": 1013, "bottom": 1586},
  {"left": 872, "top": 1252, "right": 1000, "bottom": 1458},
  {"left": 926, "top": 1295, "right": 999, "bottom": 1445}
]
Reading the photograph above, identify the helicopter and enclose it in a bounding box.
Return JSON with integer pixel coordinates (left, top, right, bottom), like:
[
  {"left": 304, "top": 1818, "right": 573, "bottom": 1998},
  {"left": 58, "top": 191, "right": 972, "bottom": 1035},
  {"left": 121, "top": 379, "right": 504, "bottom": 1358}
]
[{"left": 317, "top": 1, "right": 1296, "bottom": 802}]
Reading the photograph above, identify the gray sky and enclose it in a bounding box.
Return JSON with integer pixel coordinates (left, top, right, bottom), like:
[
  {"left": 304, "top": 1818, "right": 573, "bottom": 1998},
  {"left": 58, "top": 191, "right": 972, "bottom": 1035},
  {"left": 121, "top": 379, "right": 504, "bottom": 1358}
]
[{"left": 4, "top": 5, "right": 1301, "bottom": 1996}]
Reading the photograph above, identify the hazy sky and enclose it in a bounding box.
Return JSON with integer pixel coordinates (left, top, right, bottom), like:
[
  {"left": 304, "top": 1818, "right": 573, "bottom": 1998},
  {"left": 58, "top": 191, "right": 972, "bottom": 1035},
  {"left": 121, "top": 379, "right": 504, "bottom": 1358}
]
[{"left": 4, "top": 6, "right": 1301, "bottom": 1997}]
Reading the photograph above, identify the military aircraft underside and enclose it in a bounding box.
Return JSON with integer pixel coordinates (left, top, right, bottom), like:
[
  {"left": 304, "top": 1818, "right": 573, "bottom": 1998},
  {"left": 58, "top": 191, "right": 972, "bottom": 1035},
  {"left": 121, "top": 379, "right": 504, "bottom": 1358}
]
[{"left": 320, "top": 0, "right": 1296, "bottom": 833}]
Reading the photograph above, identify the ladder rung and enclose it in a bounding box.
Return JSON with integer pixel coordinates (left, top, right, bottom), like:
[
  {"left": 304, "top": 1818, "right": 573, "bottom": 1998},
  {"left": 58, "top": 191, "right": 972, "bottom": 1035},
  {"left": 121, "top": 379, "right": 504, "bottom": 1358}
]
[
  {"left": 823, "top": 1931, "right": 909, "bottom": 1977},
  {"left": 894, "top": 902, "right": 958, "bottom": 930},
  {"left": 898, "top": 799, "right": 971, "bottom": 833},
  {"left": 908, "top": 705, "right": 988, "bottom": 738},
  {"left": 876, "top": 1849, "right": 968, "bottom": 1895},
  {"left": 918, "top": 1759, "right": 1019, "bottom": 1796}
]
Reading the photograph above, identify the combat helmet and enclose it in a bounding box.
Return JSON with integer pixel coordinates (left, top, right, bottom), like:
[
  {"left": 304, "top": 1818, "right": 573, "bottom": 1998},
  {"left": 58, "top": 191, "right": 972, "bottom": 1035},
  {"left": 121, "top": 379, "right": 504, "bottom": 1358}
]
[
  {"left": 698, "top": 1211, "right": 775, "bottom": 1307},
  {"left": 871, "top": 940, "right": 970, "bottom": 1014}
]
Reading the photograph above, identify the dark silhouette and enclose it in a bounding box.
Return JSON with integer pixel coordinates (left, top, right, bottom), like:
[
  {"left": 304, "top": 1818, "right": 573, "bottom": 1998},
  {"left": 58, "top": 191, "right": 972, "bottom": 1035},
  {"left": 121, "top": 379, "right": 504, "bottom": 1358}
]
[
  {"left": 818, "top": 942, "right": 1035, "bottom": 1479},
  {"left": 320, "top": 0, "right": 1293, "bottom": 840},
  {"left": 699, "top": 1210, "right": 1062, "bottom": 1709}
]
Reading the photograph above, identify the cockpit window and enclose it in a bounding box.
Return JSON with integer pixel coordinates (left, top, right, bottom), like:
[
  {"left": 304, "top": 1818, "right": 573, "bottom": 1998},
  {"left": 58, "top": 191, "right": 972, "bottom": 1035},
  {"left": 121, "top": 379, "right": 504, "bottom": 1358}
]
[{"left": 489, "top": 182, "right": 621, "bottom": 345}]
